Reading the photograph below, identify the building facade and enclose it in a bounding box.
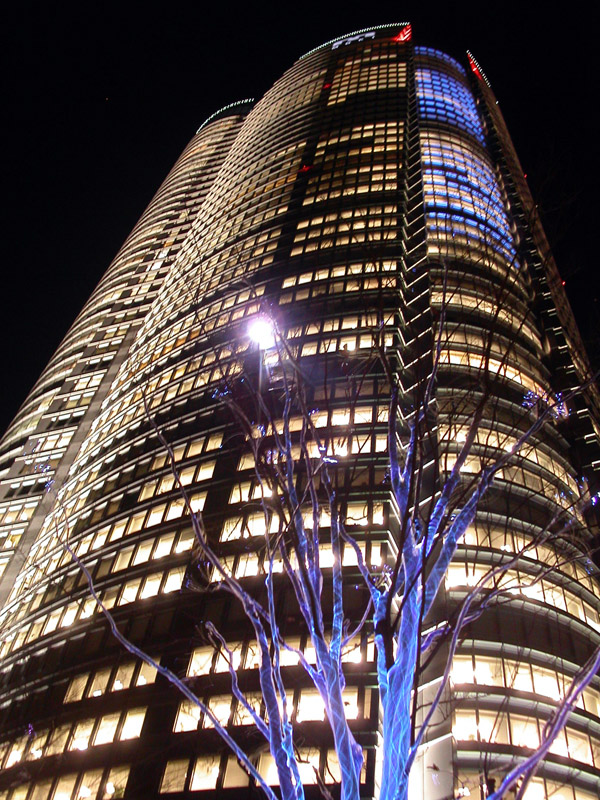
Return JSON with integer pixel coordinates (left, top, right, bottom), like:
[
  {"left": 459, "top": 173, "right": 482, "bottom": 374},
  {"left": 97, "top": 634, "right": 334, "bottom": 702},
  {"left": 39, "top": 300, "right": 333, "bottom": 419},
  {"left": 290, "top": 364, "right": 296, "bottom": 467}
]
[{"left": 0, "top": 24, "right": 599, "bottom": 800}]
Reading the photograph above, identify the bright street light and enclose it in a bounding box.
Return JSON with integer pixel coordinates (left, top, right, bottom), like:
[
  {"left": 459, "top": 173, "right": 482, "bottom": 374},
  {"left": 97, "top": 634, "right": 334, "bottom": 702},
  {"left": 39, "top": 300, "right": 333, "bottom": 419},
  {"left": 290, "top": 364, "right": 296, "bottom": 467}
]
[{"left": 248, "top": 316, "right": 275, "bottom": 349}]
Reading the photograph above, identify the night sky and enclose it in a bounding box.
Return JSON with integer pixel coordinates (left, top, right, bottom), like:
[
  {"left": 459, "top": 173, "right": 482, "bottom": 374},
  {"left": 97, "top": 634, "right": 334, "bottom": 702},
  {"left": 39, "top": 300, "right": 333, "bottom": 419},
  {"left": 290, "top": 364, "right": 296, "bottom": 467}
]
[{"left": 2, "top": 1, "right": 598, "bottom": 434}]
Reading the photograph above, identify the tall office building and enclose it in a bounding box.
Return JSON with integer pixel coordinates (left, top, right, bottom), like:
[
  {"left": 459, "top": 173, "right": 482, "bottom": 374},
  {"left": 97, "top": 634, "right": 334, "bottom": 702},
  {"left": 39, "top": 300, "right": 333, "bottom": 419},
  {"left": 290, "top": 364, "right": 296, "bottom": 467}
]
[{"left": 0, "top": 24, "right": 599, "bottom": 800}]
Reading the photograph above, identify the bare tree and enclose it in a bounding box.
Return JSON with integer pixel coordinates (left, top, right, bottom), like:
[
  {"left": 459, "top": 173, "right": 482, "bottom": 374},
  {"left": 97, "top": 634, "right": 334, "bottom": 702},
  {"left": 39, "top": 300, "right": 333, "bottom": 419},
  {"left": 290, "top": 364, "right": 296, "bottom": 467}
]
[{"left": 49, "top": 289, "right": 600, "bottom": 800}]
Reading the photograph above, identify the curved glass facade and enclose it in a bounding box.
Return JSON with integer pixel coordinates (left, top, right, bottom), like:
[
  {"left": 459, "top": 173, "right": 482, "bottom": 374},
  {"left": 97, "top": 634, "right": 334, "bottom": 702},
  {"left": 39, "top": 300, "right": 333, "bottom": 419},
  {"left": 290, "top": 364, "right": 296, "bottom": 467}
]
[{"left": 0, "top": 26, "right": 598, "bottom": 800}]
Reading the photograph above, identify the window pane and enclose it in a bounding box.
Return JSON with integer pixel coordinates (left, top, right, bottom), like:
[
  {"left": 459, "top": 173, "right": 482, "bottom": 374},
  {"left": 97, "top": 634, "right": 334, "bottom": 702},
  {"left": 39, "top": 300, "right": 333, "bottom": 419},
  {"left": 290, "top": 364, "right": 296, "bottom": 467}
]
[
  {"left": 136, "top": 661, "right": 157, "bottom": 686},
  {"left": 65, "top": 673, "right": 89, "bottom": 702},
  {"left": 87, "top": 668, "right": 111, "bottom": 698},
  {"left": 111, "top": 663, "right": 135, "bottom": 691},
  {"left": 223, "top": 756, "right": 249, "bottom": 788},
  {"left": 160, "top": 760, "right": 189, "bottom": 793},
  {"left": 54, "top": 774, "right": 77, "bottom": 800},
  {"left": 102, "top": 766, "right": 129, "bottom": 800},
  {"left": 188, "top": 647, "right": 214, "bottom": 677},
  {"left": 174, "top": 701, "right": 201, "bottom": 733},
  {"left": 93, "top": 713, "right": 120, "bottom": 746},
  {"left": 69, "top": 718, "right": 94, "bottom": 751},
  {"left": 190, "top": 756, "right": 220, "bottom": 790},
  {"left": 119, "top": 708, "right": 146, "bottom": 740},
  {"left": 77, "top": 770, "right": 103, "bottom": 799}
]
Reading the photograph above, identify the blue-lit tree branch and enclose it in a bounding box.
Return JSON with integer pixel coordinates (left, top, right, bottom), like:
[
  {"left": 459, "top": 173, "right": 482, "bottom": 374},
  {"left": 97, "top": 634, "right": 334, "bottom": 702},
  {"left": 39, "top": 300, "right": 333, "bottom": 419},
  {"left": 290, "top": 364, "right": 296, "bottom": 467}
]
[{"left": 45, "top": 306, "right": 600, "bottom": 800}]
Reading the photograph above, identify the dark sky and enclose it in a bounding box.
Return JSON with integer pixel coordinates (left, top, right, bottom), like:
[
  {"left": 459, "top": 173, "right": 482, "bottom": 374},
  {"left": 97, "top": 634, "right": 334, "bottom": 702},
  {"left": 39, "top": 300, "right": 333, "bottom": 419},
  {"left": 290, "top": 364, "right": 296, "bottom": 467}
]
[{"left": 2, "top": 1, "right": 598, "bottom": 433}]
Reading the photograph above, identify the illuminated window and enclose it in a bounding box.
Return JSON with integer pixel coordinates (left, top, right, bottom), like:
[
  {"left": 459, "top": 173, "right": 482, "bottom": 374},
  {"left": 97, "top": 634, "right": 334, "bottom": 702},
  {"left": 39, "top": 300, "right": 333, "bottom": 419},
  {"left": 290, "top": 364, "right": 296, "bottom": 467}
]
[
  {"left": 93, "top": 713, "right": 120, "bottom": 746},
  {"left": 174, "top": 701, "right": 201, "bottom": 732},
  {"left": 65, "top": 672, "right": 89, "bottom": 703},
  {"left": 54, "top": 774, "right": 77, "bottom": 800},
  {"left": 103, "top": 765, "right": 130, "bottom": 799},
  {"left": 190, "top": 755, "right": 221, "bottom": 790},
  {"left": 510, "top": 714, "right": 539, "bottom": 748},
  {"left": 77, "top": 769, "right": 103, "bottom": 799},
  {"left": 160, "top": 760, "right": 189, "bottom": 793},
  {"left": 297, "top": 689, "right": 326, "bottom": 722},
  {"left": 112, "top": 663, "right": 135, "bottom": 691},
  {"left": 223, "top": 756, "right": 249, "bottom": 788},
  {"left": 119, "top": 708, "right": 146, "bottom": 740}
]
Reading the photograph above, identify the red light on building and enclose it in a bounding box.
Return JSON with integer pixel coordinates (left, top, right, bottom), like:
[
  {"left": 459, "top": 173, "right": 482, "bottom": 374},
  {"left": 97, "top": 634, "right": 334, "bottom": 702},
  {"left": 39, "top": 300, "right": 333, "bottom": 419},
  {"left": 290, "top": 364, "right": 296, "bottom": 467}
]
[
  {"left": 467, "top": 52, "right": 483, "bottom": 80},
  {"left": 392, "top": 24, "right": 412, "bottom": 43}
]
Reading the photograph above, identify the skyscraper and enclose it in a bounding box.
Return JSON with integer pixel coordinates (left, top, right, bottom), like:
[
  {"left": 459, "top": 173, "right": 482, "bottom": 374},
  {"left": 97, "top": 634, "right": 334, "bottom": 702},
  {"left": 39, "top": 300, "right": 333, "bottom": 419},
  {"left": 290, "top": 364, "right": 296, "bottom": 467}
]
[{"left": 0, "top": 22, "right": 598, "bottom": 800}]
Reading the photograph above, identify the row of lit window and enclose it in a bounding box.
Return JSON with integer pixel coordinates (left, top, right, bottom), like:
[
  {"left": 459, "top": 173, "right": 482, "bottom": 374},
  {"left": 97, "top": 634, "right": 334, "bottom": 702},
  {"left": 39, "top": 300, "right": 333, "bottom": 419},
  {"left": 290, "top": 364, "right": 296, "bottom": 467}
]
[
  {"left": 439, "top": 349, "right": 544, "bottom": 395},
  {"left": 304, "top": 166, "right": 400, "bottom": 205},
  {"left": 426, "top": 212, "right": 518, "bottom": 266},
  {"left": 461, "top": 523, "right": 597, "bottom": 592},
  {"left": 445, "top": 452, "right": 583, "bottom": 521},
  {"left": 1, "top": 708, "right": 145, "bottom": 769},
  {"left": 58, "top": 433, "right": 219, "bottom": 515},
  {"left": 290, "top": 225, "right": 398, "bottom": 256},
  {"left": 439, "top": 334, "right": 544, "bottom": 380},
  {"left": 294, "top": 204, "right": 398, "bottom": 241},
  {"left": 440, "top": 422, "right": 577, "bottom": 493},
  {"left": 137, "top": 459, "right": 215, "bottom": 502},
  {"left": 425, "top": 198, "right": 516, "bottom": 267},
  {"left": 0, "top": 529, "right": 23, "bottom": 552},
  {"left": 174, "top": 684, "right": 368, "bottom": 735},
  {"left": 280, "top": 273, "right": 396, "bottom": 304},
  {"left": 452, "top": 652, "right": 600, "bottom": 716},
  {"left": 421, "top": 137, "right": 499, "bottom": 187},
  {"left": 454, "top": 707, "right": 600, "bottom": 768},
  {"left": 250, "top": 62, "right": 324, "bottom": 120},
  {"left": 200, "top": 175, "right": 289, "bottom": 257},
  {"left": 306, "top": 121, "right": 404, "bottom": 204},
  {"left": 318, "top": 143, "right": 400, "bottom": 165},
  {"left": 170, "top": 240, "right": 275, "bottom": 300},
  {"left": 422, "top": 171, "right": 513, "bottom": 245},
  {"left": 45, "top": 488, "right": 204, "bottom": 567},
  {"left": 328, "top": 49, "right": 406, "bottom": 105},
  {"left": 187, "top": 634, "right": 374, "bottom": 681},
  {"left": 39, "top": 423, "right": 218, "bottom": 545},
  {"left": 2, "top": 524, "right": 195, "bottom": 645},
  {"left": 0, "top": 498, "right": 40, "bottom": 527},
  {"left": 27, "top": 527, "right": 195, "bottom": 610},
  {"left": 285, "top": 311, "right": 394, "bottom": 338},
  {"left": 79, "top": 364, "right": 230, "bottom": 462},
  {"left": 159, "top": 748, "right": 354, "bottom": 793},
  {"left": 430, "top": 289, "right": 540, "bottom": 345},
  {"left": 295, "top": 330, "right": 393, "bottom": 357},
  {"left": 420, "top": 128, "right": 489, "bottom": 172},
  {"left": 442, "top": 325, "right": 539, "bottom": 366},
  {"left": 0, "top": 566, "right": 185, "bottom": 660},
  {"left": 282, "top": 259, "right": 396, "bottom": 289},
  {"left": 212, "top": 538, "right": 384, "bottom": 583},
  {"left": 0, "top": 388, "right": 59, "bottom": 449},
  {"left": 422, "top": 147, "right": 505, "bottom": 208},
  {"left": 117, "top": 281, "right": 266, "bottom": 388},
  {"left": 19, "top": 491, "right": 199, "bottom": 592},
  {"left": 313, "top": 120, "right": 403, "bottom": 155},
  {"left": 31, "top": 429, "right": 74, "bottom": 455},
  {"left": 65, "top": 659, "right": 156, "bottom": 704},
  {"left": 0, "top": 764, "right": 129, "bottom": 800},
  {"left": 459, "top": 772, "right": 597, "bottom": 800},
  {"left": 446, "top": 562, "right": 600, "bottom": 631},
  {"left": 415, "top": 46, "right": 465, "bottom": 74},
  {"left": 415, "top": 65, "right": 484, "bottom": 144},
  {"left": 195, "top": 125, "right": 303, "bottom": 251},
  {"left": 235, "top": 436, "right": 389, "bottom": 479}
]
